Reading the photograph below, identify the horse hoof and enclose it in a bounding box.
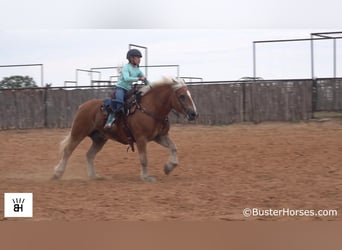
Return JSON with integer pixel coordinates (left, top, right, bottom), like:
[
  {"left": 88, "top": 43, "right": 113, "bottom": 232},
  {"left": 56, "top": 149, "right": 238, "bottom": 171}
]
[
  {"left": 164, "top": 166, "right": 171, "bottom": 175},
  {"left": 164, "top": 163, "right": 177, "bottom": 175},
  {"left": 90, "top": 175, "right": 105, "bottom": 181},
  {"left": 51, "top": 174, "right": 61, "bottom": 180},
  {"left": 141, "top": 176, "right": 157, "bottom": 182}
]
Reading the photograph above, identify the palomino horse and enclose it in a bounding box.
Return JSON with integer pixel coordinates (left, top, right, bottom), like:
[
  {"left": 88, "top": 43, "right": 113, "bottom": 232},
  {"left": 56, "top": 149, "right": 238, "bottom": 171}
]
[{"left": 52, "top": 77, "right": 198, "bottom": 182}]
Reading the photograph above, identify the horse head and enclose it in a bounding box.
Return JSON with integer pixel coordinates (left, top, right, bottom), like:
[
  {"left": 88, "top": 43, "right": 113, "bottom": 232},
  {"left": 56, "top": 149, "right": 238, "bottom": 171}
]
[
  {"left": 169, "top": 77, "right": 198, "bottom": 121},
  {"left": 139, "top": 76, "right": 198, "bottom": 121}
]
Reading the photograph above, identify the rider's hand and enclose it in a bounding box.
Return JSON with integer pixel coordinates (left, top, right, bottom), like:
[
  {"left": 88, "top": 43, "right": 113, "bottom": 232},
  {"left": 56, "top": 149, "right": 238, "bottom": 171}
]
[{"left": 139, "top": 77, "right": 149, "bottom": 85}]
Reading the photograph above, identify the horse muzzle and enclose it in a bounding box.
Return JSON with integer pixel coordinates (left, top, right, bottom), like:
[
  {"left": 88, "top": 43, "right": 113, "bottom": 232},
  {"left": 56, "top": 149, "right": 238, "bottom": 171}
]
[{"left": 186, "top": 109, "right": 198, "bottom": 121}]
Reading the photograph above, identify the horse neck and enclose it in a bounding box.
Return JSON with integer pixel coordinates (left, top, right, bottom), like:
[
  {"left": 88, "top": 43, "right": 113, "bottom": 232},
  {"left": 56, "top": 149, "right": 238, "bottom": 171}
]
[{"left": 141, "top": 85, "right": 174, "bottom": 117}]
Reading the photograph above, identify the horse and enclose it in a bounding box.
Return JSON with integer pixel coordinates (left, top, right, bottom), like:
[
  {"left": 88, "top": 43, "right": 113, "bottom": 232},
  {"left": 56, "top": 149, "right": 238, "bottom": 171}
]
[{"left": 52, "top": 77, "right": 198, "bottom": 182}]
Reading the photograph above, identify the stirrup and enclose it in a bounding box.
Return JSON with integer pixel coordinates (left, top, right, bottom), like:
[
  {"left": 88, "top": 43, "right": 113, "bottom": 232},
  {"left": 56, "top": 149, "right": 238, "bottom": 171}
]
[{"left": 104, "top": 113, "right": 115, "bottom": 128}]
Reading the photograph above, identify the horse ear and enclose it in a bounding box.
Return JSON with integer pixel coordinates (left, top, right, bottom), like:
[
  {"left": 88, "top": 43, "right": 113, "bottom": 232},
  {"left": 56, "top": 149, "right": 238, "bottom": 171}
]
[
  {"left": 174, "top": 77, "right": 186, "bottom": 87},
  {"left": 172, "top": 77, "right": 185, "bottom": 86}
]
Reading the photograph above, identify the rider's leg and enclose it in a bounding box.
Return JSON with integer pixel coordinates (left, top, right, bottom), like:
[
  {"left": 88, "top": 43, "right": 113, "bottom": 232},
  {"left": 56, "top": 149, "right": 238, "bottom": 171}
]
[
  {"left": 104, "top": 87, "right": 126, "bottom": 128},
  {"left": 104, "top": 106, "right": 116, "bottom": 128},
  {"left": 114, "top": 87, "right": 125, "bottom": 113}
]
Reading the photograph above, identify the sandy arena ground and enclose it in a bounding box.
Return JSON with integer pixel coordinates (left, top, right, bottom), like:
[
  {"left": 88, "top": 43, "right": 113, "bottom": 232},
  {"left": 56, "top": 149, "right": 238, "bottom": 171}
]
[{"left": 0, "top": 121, "right": 341, "bottom": 221}]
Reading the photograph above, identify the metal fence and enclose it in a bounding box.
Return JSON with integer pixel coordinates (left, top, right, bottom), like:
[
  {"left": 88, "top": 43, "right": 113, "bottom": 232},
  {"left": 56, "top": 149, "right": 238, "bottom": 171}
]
[{"left": 0, "top": 78, "right": 341, "bottom": 129}]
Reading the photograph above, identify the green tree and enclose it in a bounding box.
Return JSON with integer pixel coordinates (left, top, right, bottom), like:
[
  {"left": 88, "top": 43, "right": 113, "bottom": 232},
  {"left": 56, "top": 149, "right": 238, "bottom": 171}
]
[{"left": 0, "top": 75, "right": 38, "bottom": 89}]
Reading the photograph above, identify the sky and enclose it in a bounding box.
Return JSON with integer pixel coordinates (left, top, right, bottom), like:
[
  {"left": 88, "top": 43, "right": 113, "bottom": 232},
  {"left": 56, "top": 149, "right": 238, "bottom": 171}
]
[{"left": 1, "top": 0, "right": 342, "bottom": 86}]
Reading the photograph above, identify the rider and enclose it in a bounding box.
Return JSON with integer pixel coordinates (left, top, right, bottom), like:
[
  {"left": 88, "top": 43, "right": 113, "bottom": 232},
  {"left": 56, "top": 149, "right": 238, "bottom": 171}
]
[{"left": 104, "top": 48, "right": 149, "bottom": 128}]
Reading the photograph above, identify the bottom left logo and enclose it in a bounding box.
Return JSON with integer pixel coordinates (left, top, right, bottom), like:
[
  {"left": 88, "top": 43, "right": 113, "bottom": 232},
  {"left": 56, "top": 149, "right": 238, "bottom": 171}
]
[{"left": 4, "top": 193, "right": 33, "bottom": 218}]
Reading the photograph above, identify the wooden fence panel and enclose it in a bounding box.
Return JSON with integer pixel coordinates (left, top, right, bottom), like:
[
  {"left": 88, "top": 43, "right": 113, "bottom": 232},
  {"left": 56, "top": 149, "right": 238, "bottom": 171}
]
[
  {"left": 244, "top": 80, "right": 312, "bottom": 122},
  {"left": 45, "top": 88, "right": 112, "bottom": 128},
  {"left": 0, "top": 89, "right": 45, "bottom": 129},
  {"left": 335, "top": 79, "right": 342, "bottom": 110},
  {"left": 17, "top": 89, "right": 45, "bottom": 129},
  {"left": 46, "top": 89, "right": 68, "bottom": 128},
  {"left": 1, "top": 78, "right": 341, "bottom": 130},
  {"left": 186, "top": 83, "right": 243, "bottom": 125},
  {"left": 316, "top": 79, "right": 342, "bottom": 111},
  {"left": 0, "top": 90, "right": 17, "bottom": 129}
]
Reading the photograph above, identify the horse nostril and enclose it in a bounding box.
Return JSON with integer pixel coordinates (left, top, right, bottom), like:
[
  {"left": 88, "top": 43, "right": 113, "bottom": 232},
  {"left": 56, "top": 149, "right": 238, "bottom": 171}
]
[{"left": 187, "top": 110, "right": 197, "bottom": 121}]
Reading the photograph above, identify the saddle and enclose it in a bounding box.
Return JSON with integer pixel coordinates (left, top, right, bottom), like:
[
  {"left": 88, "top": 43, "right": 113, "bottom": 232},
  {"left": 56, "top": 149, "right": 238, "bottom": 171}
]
[
  {"left": 101, "top": 84, "right": 144, "bottom": 151},
  {"left": 102, "top": 84, "right": 143, "bottom": 116}
]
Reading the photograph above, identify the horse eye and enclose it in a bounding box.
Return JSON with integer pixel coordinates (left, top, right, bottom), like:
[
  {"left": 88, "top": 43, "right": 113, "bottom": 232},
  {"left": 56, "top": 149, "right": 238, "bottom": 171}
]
[{"left": 179, "top": 94, "right": 186, "bottom": 102}]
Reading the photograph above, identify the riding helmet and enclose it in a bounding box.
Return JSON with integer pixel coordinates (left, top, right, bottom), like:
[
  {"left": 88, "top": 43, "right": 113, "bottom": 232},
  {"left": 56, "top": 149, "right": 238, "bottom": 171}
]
[{"left": 126, "top": 49, "right": 142, "bottom": 59}]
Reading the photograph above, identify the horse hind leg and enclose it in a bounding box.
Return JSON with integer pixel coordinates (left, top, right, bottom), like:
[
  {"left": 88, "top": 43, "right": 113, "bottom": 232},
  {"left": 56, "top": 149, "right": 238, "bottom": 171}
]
[
  {"left": 86, "top": 131, "right": 107, "bottom": 180},
  {"left": 154, "top": 135, "right": 178, "bottom": 175},
  {"left": 52, "top": 133, "right": 83, "bottom": 180}
]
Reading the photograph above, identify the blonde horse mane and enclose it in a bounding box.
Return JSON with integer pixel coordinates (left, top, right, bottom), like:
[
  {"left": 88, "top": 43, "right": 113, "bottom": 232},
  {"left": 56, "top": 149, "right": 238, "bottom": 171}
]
[{"left": 140, "top": 76, "right": 186, "bottom": 96}]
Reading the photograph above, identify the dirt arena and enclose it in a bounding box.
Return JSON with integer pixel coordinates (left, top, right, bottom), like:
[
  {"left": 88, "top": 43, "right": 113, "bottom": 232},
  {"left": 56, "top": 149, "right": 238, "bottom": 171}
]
[{"left": 0, "top": 120, "right": 341, "bottom": 221}]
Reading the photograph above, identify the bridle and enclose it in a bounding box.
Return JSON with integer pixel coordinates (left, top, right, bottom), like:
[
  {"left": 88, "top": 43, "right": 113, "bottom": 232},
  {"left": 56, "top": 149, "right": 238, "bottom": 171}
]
[
  {"left": 136, "top": 86, "right": 189, "bottom": 122},
  {"left": 174, "top": 87, "right": 190, "bottom": 116}
]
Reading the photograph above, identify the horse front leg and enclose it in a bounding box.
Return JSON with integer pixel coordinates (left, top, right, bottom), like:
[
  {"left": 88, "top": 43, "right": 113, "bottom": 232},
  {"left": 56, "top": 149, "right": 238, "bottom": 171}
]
[
  {"left": 154, "top": 134, "right": 178, "bottom": 175},
  {"left": 136, "top": 137, "right": 156, "bottom": 182}
]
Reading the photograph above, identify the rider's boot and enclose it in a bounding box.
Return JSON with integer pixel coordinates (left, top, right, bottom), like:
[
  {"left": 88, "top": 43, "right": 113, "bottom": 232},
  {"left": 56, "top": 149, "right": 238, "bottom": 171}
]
[
  {"left": 104, "top": 100, "right": 124, "bottom": 129},
  {"left": 104, "top": 112, "right": 115, "bottom": 128},
  {"left": 116, "top": 102, "right": 125, "bottom": 115},
  {"left": 104, "top": 99, "right": 117, "bottom": 129}
]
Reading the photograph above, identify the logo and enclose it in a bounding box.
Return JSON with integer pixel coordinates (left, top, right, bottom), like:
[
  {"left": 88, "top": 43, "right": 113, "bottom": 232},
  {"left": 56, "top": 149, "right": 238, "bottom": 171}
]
[{"left": 4, "top": 193, "right": 33, "bottom": 218}]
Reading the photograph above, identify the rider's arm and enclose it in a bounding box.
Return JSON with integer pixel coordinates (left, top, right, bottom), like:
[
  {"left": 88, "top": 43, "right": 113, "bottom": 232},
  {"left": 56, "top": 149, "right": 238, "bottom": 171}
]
[
  {"left": 137, "top": 69, "right": 149, "bottom": 85},
  {"left": 121, "top": 65, "right": 139, "bottom": 82}
]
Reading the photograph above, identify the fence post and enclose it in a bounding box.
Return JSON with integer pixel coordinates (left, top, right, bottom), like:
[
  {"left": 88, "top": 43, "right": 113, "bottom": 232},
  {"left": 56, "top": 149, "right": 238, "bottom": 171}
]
[
  {"left": 43, "top": 85, "right": 49, "bottom": 127},
  {"left": 311, "top": 79, "right": 317, "bottom": 118},
  {"left": 241, "top": 81, "right": 247, "bottom": 122}
]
